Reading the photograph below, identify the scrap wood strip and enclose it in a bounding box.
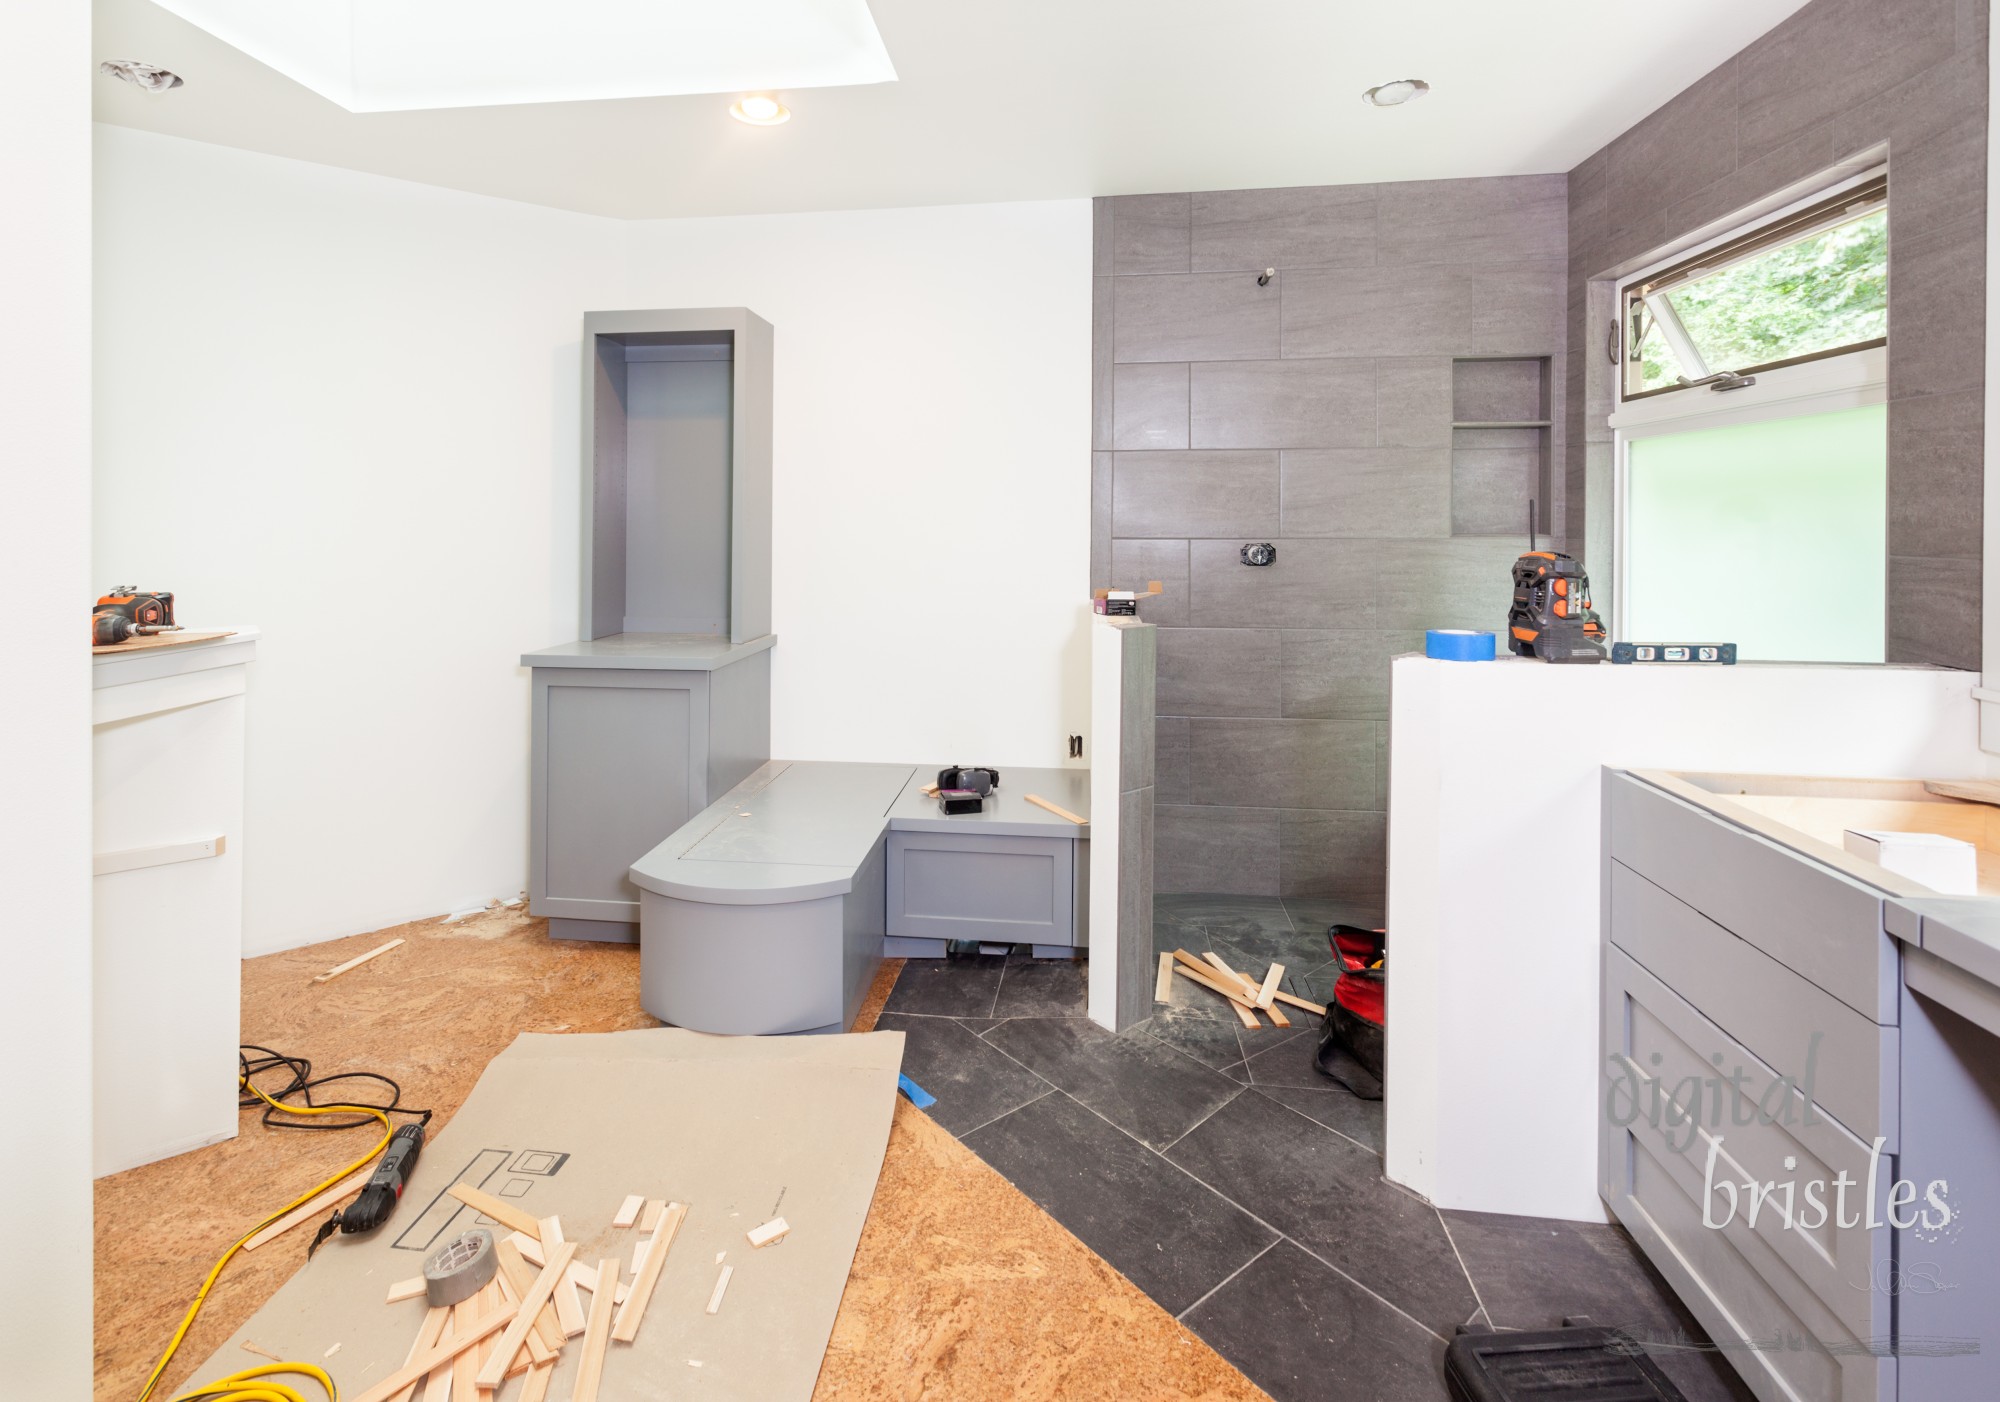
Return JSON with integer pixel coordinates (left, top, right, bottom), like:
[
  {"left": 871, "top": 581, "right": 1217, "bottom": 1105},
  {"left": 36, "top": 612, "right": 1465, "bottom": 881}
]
[
  {"left": 385, "top": 1305, "right": 447, "bottom": 1402},
  {"left": 475, "top": 1240, "right": 576, "bottom": 1388},
  {"left": 1203, "top": 953, "right": 1289, "bottom": 1027},
  {"left": 1154, "top": 951, "right": 1175, "bottom": 1004},
  {"left": 1170, "top": 954, "right": 1262, "bottom": 1029},
  {"left": 493, "top": 1236, "right": 565, "bottom": 1358},
  {"left": 705, "top": 1265, "right": 734, "bottom": 1316},
  {"left": 347, "top": 1300, "right": 516, "bottom": 1402},
  {"left": 314, "top": 938, "right": 404, "bottom": 984},
  {"left": 612, "top": 1201, "right": 687, "bottom": 1343},
  {"left": 446, "top": 1183, "right": 542, "bottom": 1240},
  {"left": 243, "top": 1163, "right": 374, "bottom": 1251},
  {"left": 611, "top": 1194, "right": 645, "bottom": 1228},
  {"left": 570, "top": 1257, "right": 622, "bottom": 1402}
]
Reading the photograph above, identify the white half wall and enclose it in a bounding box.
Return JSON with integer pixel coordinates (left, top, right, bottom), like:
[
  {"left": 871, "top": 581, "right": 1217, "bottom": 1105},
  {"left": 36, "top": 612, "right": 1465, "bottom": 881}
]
[
  {"left": 0, "top": 6, "right": 94, "bottom": 1393},
  {"left": 94, "top": 127, "right": 1094, "bottom": 953},
  {"left": 1386, "top": 656, "right": 1996, "bottom": 1222},
  {"left": 622, "top": 200, "right": 1093, "bottom": 768},
  {"left": 95, "top": 126, "right": 624, "bottom": 953}
]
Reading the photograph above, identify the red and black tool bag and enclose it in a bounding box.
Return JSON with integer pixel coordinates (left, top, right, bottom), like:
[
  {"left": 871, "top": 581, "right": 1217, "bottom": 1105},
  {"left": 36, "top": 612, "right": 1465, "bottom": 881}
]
[{"left": 1315, "top": 924, "right": 1385, "bottom": 1099}]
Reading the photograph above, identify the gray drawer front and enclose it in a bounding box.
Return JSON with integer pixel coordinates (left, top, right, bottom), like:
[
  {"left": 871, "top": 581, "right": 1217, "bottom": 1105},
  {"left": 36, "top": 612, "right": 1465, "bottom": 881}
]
[
  {"left": 1607, "top": 772, "right": 1895, "bottom": 1024},
  {"left": 887, "top": 832, "right": 1076, "bottom": 945},
  {"left": 1603, "top": 946, "right": 1893, "bottom": 1397},
  {"left": 1609, "top": 861, "right": 1897, "bottom": 1149}
]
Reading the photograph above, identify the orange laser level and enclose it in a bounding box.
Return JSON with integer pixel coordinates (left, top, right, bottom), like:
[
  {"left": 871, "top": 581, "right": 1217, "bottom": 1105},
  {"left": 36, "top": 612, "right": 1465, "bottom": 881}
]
[{"left": 1507, "top": 552, "right": 1606, "bottom": 664}]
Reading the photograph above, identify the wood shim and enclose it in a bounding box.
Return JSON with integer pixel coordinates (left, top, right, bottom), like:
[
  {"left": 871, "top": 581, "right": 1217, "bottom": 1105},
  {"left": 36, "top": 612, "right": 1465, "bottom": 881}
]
[
  {"left": 450, "top": 1297, "right": 478, "bottom": 1402},
  {"left": 611, "top": 1194, "right": 645, "bottom": 1228},
  {"left": 347, "top": 1301, "right": 517, "bottom": 1402},
  {"left": 475, "top": 1240, "right": 575, "bottom": 1389},
  {"left": 313, "top": 939, "right": 404, "bottom": 983},
  {"left": 385, "top": 1305, "right": 447, "bottom": 1402},
  {"left": 385, "top": 1276, "right": 426, "bottom": 1305},
  {"left": 640, "top": 1198, "right": 666, "bottom": 1233},
  {"left": 1201, "top": 951, "right": 1259, "bottom": 1000},
  {"left": 546, "top": 1216, "right": 586, "bottom": 1337},
  {"left": 568, "top": 1259, "right": 630, "bottom": 1306},
  {"left": 1023, "top": 793, "right": 1087, "bottom": 825},
  {"left": 1256, "top": 963, "right": 1284, "bottom": 1009},
  {"left": 1154, "top": 952, "right": 1175, "bottom": 1005},
  {"left": 612, "top": 1201, "right": 687, "bottom": 1344},
  {"left": 447, "top": 1183, "right": 542, "bottom": 1240},
  {"left": 1271, "top": 988, "right": 1328, "bottom": 1017},
  {"left": 746, "top": 1217, "right": 791, "bottom": 1248},
  {"left": 518, "top": 1362, "right": 555, "bottom": 1402},
  {"left": 243, "top": 1162, "right": 373, "bottom": 1251},
  {"left": 239, "top": 1341, "right": 287, "bottom": 1364},
  {"left": 1170, "top": 953, "right": 1261, "bottom": 1029},
  {"left": 705, "top": 1265, "right": 734, "bottom": 1316},
  {"left": 492, "top": 1236, "right": 563, "bottom": 1359},
  {"left": 570, "top": 1258, "right": 620, "bottom": 1402}
]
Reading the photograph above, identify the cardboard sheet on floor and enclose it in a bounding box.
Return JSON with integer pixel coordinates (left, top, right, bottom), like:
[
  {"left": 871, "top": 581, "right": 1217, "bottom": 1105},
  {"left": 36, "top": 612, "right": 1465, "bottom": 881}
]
[{"left": 189, "top": 1027, "right": 904, "bottom": 1401}]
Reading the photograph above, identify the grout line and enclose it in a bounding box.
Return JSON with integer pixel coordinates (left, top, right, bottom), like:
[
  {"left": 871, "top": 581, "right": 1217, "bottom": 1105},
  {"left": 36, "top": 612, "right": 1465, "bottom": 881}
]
[
  {"left": 1247, "top": 1085, "right": 1385, "bottom": 1159},
  {"left": 954, "top": 1085, "right": 1058, "bottom": 1142},
  {"left": 1156, "top": 1083, "right": 1248, "bottom": 1154},
  {"left": 987, "top": 959, "right": 1007, "bottom": 1020},
  {"left": 1175, "top": 1238, "right": 1282, "bottom": 1322},
  {"left": 1436, "top": 1211, "right": 1492, "bottom": 1325}
]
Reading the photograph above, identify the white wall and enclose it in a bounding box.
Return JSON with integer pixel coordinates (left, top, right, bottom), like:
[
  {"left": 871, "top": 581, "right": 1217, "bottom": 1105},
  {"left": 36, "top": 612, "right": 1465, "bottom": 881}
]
[
  {"left": 94, "top": 127, "right": 1093, "bottom": 953},
  {"left": 95, "top": 126, "right": 624, "bottom": 954},
  {"left": 1386, "top": 656, "right": 1996, "bottom": 1222},
  {"left": 622, "top": 201, "right": 1092, "bottom": 767},
  {"left": 0, "top": 6, "right": 95, "bottom": 1394}
]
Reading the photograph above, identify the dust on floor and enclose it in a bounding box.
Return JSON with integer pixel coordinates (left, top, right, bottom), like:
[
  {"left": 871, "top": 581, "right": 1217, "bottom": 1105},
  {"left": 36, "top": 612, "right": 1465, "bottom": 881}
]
[{"left": 95, "top": 908, "right": 1267, "bottom": 1402}]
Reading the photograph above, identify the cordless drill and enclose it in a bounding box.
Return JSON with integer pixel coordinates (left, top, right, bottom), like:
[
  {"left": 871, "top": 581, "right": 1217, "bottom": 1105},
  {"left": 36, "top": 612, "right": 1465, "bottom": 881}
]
[
  {"left": 92, "top": 586, "right": 181, "bottom": 646},
  {"left": 308, "top": 1121, "right": 427, "bottom": 1258}
]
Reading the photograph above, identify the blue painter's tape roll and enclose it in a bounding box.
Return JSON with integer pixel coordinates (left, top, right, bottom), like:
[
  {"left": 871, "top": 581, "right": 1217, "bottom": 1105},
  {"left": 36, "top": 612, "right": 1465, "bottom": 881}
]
[{"left": 1426, "top": 628, "right": 1496, "bottom": 661}]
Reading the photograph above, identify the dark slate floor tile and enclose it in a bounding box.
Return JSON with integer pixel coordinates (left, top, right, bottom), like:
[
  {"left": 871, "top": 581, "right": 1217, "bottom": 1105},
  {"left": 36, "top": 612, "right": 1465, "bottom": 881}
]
[
  {"left": 1442, "top": 1210, "right": 1756, "bottom": 1402},
  {"left": 1154, "top": 895, "right": 1298, "bottom": 963},
  {"left": 1181, "top": 1239, "right": 1448, "bottom": 1402},
  {"left": 875, "top": 1012, "right": 1051, "bottom": 1136},
  {"left": 1142, "top": 1006, "right": 1250, "bottom": 1072},
  {"left": 1254, "top": 1084, "right": 1385, "bottom": 1153},
  {"left": 957, "top": 1017, "right": 1005, "bottom": 1037},
  {"left": 881, "top": 952, "right": 1006, "bottom": 1018},
  {"left": 1282, "top": 895, "right": 1385, "bottom": 936},
  {"left": 1240, "top": 1024, "right": 1382, "bottom": 1102},
  {"left": 985, "top": 1017, "right": 1246, "bottom": 1150},
  {"left": 993, "top": 956, "right": 1087, "bottom": 1017},
  {"left": 963, "top": 1092, "right": 1277, "bottom": 1316},
  {"left": 1168, "top": 1091, "right": 1476, "bottom": 1333}
]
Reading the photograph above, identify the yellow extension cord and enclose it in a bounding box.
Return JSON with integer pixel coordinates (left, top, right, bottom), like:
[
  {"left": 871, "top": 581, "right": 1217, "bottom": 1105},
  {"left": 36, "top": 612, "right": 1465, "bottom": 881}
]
[{"left": 140, "top": 1068, "right": 397, "bottom": 1402}]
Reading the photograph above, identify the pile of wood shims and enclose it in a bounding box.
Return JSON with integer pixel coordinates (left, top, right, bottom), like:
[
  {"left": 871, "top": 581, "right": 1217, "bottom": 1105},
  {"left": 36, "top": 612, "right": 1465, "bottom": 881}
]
[
  {"left": 334, "top": 1183, "right": 778, "bottom": 1402},
  {"left": 1154, "top": 949, "right": 1325, "bottom": 1029}
]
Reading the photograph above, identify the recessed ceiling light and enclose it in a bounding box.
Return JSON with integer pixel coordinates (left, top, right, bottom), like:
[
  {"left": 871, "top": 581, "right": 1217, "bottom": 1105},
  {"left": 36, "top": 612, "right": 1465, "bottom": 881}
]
[
  {"left": 730, "top": 94, "right": 790, "bottom": 126},
  {"left": 99, "top": 59, "right": 184, "bottom": 92},
  {"left": 1361, "top": 78, "right": 1429, "bottom": 108}
]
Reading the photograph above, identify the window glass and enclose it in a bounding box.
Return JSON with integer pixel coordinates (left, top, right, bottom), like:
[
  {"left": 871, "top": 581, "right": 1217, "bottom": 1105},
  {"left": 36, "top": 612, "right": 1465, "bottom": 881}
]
[
  {"left": 1625, "top": 404, "right": 1885, "bottom": 662},
  {"left": 1625, "top": 206, "right": 1886, "bottom": 396}
]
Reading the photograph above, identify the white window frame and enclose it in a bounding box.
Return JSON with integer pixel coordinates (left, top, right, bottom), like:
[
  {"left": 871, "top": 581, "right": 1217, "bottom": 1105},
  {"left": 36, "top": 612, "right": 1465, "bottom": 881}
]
[{"left": 1609, "top": 168, "right": 1889, "bottom": 645}]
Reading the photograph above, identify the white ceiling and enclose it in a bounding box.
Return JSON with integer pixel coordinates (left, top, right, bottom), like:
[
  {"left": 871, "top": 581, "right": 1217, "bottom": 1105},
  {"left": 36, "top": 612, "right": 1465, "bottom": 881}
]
[{"left": 93, "top": 0, "right": 1816, "bottom": 221}]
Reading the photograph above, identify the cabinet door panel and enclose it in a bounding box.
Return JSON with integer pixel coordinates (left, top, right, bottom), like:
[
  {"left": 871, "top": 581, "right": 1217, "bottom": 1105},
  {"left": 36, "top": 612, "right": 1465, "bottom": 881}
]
[{"left": 545, "top": 683, "right": 692, "bottom": 915}]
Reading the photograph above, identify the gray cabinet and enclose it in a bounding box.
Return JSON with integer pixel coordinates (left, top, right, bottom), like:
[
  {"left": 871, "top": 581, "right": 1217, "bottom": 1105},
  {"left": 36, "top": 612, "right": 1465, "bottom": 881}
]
[
  {"left": 524, "top": 306, "right": 776, "bottom": 941},
  {"left": 887, "top": 831, "right": 1079, "bottom": 948}
]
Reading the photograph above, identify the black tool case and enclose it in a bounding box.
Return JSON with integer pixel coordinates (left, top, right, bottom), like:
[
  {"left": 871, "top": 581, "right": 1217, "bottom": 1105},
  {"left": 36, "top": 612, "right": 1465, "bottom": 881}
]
[{"left": 1445, "top": 1324, "right": 1689, "bottom": 1401}]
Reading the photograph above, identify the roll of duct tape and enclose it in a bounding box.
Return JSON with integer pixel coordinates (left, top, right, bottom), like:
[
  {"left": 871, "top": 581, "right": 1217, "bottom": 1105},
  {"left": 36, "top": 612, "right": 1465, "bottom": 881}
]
[
  {"left": 424, "top": 1228, "right": 497, "bottom": 1307},
  {"left": 1425, "top": 629, "right": 1496, "bottom": 662}
]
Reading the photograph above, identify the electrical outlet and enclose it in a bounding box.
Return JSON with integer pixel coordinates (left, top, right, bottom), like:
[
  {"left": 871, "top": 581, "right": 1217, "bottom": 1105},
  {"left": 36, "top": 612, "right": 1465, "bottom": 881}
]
[{"left": 1068, "top": 735, "right": 1083, "bottom": 758}]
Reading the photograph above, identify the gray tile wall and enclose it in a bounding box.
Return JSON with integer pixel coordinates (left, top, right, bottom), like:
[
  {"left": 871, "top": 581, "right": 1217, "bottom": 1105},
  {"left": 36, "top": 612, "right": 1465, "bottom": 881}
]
[
  {"left": 1093, "top": 177, "right": 1568, "bottom": 897},
  {"left": 1564, "top": 0, "right": 1988, "bottom": 668}
]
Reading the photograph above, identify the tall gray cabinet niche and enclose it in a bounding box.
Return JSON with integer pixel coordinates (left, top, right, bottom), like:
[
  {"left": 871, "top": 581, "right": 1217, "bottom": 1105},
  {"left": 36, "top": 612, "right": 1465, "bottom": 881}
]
[{"left": 523, "top": 309, "right": 776, "bottom": 942}]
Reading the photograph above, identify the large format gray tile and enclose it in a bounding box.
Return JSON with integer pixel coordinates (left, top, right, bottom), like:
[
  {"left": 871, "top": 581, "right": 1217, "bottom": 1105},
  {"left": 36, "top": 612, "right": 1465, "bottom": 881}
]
[
  {"left": 1154, "top": 805, "right": 1280, "bottom": 894},
  {"left": 1115, "top": 274, "right": 1281, "bottom": 363},
  {"left": 1184, "top": 532, "right": 1376, "bottom": 628},
  {"left": 1181, "top": 1240, "right": 1448, "bottom": 1402},
  {"left": 1279, "top": 630, "right": 1423, "bottom": 719},
  {"left": 1604, "top": 60, "right": 1740, "bottom": 223},
  {"left": 1154, "top": 892, "right": 1295, "bottom": 943},
  {"left": 1190, "top": 186, "right": 1378, "bottom": 272},
  {"left": 1285, "top": 263, "right": 1565, "bottom": 359},
  {"left": 1109, "top": 192, "right": 1190, "bottom": 275},
  {"left": 1377, "top": 174, "right": 1567, "bottom": 266},
  {"left": 1167, "top": 1091, "right": 1479, "bottom": 1333},
  {"left": 1188, "top": 358, "right": 1377, "bottom": 449},
  {"left": 1091, "top": 451, "right": 1112, "bottom": 591},
  {"left": 884, "top": 952, "right": 1007, "bottom": 1017},
  {"left": 1092, "top": 195, "right": 1112, "bottom": 276},
  {"left": 1110, "top": 538, "right": 1189, "bottom": 625},
  {"left": 1464, "top": 261, "right": 1569, "bottom": 357},
  {"left": 1887, "top": 554, "right": 1980, "bottom": 670},
  {"left": 1255, "top": 1084, "right": 1385, "bottom": 1154},
  {"left": 960, "top": 1091, "right": 1275, "bottom": 1315},
  {"left": 984, "top": 1016, "right": 1247, "bottom": 1150},
  {"left": 1349, "top": 537, "right": 1522, "bottom": 631},
  {"left": 1450, "top": 358, "right": 1545, "bottom": 423},
  {"left": 1179, "top": 718, "right": 1375, "bottom": 810},
  {"left": 1156, "top": 628, "right": 1281, "bottom": 717},
  {"left": 1736, "top": 0, "right": 1959, "bottom": 164},
  {"left": 1280, "top": 448, "right": 1452, "bottom": 538},
  {"left": 1881, "top": 107, "right": 1988, "bottom": 237},
  {"left": 1119, "top": 630, "right": 1156, "bottom": 790},
  {"left": 1278, "top": 809, "right": 1387, "bottom": 897},
  {"left": 874, "top": 1011, "right": 1052, "bottom": 1136},
  {"left": 1452, "top": 432, "right": 1541, "bottom": 537},
  {"left": 1113, "top": 450, "right": 1280, "bottom": 538},
  {"left": 1111, "top": 362, "right": 1189, "bottom": 450},
  {"left": 1155, "top": 715, "right": 1191, "bottom": 802},
  {"left": 1889, "top": 215, "right": 1986, "bottom": 401},
  {"left": 1143, "top": 1005, "right": 1253, "bottom": 1071},
  {"left": 1826, "top": 47, "right": 1985, "bottom": 164},
  {"left": 1659, "top": 126, "right": 1837, "bottom": 247},
  {"left": 1092, "top": 275, "right": 1114, "bottom": 450},
  {"left": 1888, "top": 390, "right": 1982, "bottom": 560},
  {"left": 1117, "top": 787, "right": 1156, "bottom": 1030},
  {"left": 1442, "top": 1211, "right": 1757, "bottom": 1402},
  {"left": 1376, "top": 357, "right": 1454, "bottom": 448}
]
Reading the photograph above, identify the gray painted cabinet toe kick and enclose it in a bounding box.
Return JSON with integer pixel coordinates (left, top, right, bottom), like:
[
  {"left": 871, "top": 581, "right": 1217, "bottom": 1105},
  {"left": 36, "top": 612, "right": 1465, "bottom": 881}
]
[{"left": 630, "top": 762, "right": 1089, "bottom": 1034}]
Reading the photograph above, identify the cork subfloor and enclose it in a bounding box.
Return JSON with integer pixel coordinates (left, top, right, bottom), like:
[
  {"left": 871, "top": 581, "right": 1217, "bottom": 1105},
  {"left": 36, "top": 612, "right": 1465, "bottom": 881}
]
[{"left": 95, "top": 908, "right": 1268, "bottom": 1402}]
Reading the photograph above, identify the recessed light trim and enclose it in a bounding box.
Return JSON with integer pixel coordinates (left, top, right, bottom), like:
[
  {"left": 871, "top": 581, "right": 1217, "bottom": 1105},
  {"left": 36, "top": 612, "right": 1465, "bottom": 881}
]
[
  {"left": 730, "top": 94, "right": 791, "bottom": 126},
  {"left": 99, "top": 59, "right": 185, "bottom": 92},
  {"left": 1361, "top": 78, "right": 1429, "bottom": 108}
]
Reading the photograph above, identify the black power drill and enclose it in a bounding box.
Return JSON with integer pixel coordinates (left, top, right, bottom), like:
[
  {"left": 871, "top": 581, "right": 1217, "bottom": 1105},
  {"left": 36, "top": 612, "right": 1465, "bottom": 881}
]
[
  {"left": 92, "top": 586, "right": 182, "bottom": 646},
  {"left": 308, "top": 1122, "right": 426, "bottom": 1258}
]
